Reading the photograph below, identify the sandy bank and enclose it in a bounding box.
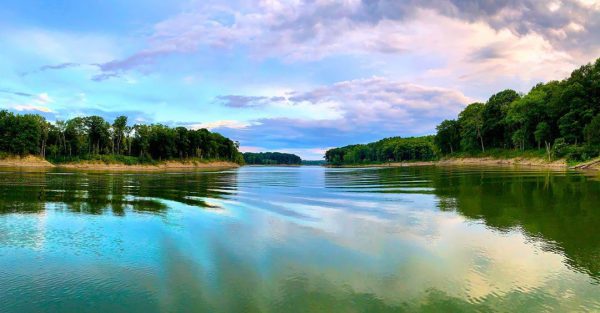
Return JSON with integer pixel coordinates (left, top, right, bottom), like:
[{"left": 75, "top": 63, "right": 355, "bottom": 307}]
[
  {"left": 56, "top": 160, "right": 240, "bottom": 171},
  {"left": 330, "top": 157, "right": 572, "bottom": 170},
  {"left": 0, "top": 155, "right": 55, "bottom": 168},
  {"left": 327, "top": 162, "right": 435, "bottom": 168},
  {"left": 437, "top": 157, "right": 567, "bottom": 169}
]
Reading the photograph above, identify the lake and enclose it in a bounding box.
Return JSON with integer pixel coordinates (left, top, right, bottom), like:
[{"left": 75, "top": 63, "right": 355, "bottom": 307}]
[{"left": 0, "top": 166, "right": 599, "bottom": 312}]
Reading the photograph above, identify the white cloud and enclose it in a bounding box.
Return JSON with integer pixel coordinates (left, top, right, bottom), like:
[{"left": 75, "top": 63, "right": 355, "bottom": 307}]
[
  {"left": 189, "top": 119, "right": 259, "bottom": 130},
  {"left": 92, "top": 0, "right": 597, "bottom": 88},
  {"left": 12, "top": 105, "right": 53, "bottom": 113},
  {"left": 35, "top": 93, "right": 53, "bottom": 104}
]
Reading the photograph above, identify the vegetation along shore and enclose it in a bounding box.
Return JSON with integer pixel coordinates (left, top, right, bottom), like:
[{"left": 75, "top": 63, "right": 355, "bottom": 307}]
[
  {"left": 326, "top": 58, "right": 600, "bottom": 170},
  {"left": 0, "top": 112, "right": 244, "bottom": 170}
]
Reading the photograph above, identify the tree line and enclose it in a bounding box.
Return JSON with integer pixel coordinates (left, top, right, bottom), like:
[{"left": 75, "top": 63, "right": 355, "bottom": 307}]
[
  {"left": 325, "top": 136, "right": 436, "bottom": 165},
  {"left": 0, "top": 112, "right": 244, "bottom": 164},
  {"left": 327, "top": 58, "right": 600, "bottom": 165},
  {"left": 435, "top": 58, "right": 600, "bottom": 161},
  {"left": 243, "top": 152, "right": 302, "bottom": 165}
]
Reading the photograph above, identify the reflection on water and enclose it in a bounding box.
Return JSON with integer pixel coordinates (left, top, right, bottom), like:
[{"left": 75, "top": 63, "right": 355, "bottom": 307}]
[{"left": 0, "top": 166, "right": 599, "bottom": 312}]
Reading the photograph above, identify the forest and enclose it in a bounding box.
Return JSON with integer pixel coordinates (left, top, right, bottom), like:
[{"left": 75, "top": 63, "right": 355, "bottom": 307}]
[
  {"left": 325, "top": 136, "right": 436, "bottom": 165},
  {"left": 243, "top": 152, "right": 302, "bottom": 165},
  {"left": 326, "top": 58, "right": 600, "bottom": 165},
  {"left": 0, "top": 112, "right": 244, "bottom": 164}
]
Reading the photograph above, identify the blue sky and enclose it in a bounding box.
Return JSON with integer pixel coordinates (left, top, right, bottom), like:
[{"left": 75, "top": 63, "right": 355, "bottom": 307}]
[{"left": 1, "top": 0, "right": 599, "bottom": 159}]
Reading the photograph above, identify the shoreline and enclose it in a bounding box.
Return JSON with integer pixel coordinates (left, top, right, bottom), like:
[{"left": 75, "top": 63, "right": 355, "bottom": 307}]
[
  {"left": 1, "top": 155, "right": 599, "bottom": 172},
  {"left": 327, "top": 157, "right": 600, "bottom": 171},
  {"left": 0, "top": 156, "right": 240, "bottom": 172},
  {"left": 56, "top": 160, "right": 240, "bottom": 171}
]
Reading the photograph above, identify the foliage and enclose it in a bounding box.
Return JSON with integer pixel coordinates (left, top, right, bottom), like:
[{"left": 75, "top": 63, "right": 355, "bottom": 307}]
[
  {"left": 327, "top": 58, "right": 600, "bottom": 165},
  {"left": 435, "top": 120, "right": 460, "bottom": 154},
  {"left": 435, "top": 58, "right": 600, "bottom": 162},
  {"left": 325, "top": 136, "right": 436, "bottom": 165},
  {"left": 0, "top": 111, "right": 244, "bottom": 164},
  {"left": 243, "top": 152, "right": 302, "bottom": 165},
  {"left": 584, "top": 114, "right": 600, "bottom": 146}
]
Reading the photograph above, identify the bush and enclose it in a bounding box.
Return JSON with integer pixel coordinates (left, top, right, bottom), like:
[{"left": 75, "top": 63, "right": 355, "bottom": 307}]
[{"left": 552, "top": 138, "right": 569, "bottom": 158}]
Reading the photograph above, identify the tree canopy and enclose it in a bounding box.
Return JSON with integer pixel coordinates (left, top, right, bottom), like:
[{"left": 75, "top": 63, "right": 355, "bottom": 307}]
[
  {"left": 435, "top": 58, "right": 600, "bottom": 161},
  {"left": 325, "top": 136, "right": 436, "bottom": 165},
  {"left": 0, "top": 112, "right": 244, "bottom": 164},
  {"left": 327, "top": 57, "right": 600, "bottom": 164},
  {"left": 243, "top": 152, "right": 302, "bottom": 165}
]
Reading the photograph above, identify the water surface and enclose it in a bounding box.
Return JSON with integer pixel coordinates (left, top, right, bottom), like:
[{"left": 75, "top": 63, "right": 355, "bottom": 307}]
[{"left": 0, "top": 166, "right": 599, "bottom": 312}]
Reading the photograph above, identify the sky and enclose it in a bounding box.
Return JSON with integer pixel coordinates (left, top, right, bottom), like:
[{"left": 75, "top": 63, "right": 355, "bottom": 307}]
[{"left": 1, "top": 0, "right": 599, "bottom": 159}]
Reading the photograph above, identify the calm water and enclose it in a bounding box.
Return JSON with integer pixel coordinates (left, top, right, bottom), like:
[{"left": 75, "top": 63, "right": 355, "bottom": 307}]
[{"left": 0, "top": 166, "right": 599, "bottom": 312}]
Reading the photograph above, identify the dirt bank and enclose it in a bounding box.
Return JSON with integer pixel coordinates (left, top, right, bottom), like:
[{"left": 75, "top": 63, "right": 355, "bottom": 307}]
[
  {"left": 0, "top": 155, "right": 55, "bottom": 168},
  {"left": 327, "top": 162, "right": 435, "bottom": 168},
  {"left": 438, "top": 157, "right": 567, "bottom": 169},
  {"left": 329, "top": 157, "right": 571, "bottom": 170},
  {"left": 56, "top": 160, "right": 240, "bottom": 171}
]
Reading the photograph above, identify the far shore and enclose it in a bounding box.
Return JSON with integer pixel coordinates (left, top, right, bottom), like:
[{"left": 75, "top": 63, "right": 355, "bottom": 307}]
[{"left": 0, "top": 156, "right": 240, "bottom": 171}]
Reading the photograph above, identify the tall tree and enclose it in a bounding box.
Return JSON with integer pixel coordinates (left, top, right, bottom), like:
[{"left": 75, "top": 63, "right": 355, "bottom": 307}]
[
  {"left": 482, "top": 89, "right": 520, "bottom": 148},
  {"left": 458, "top": 103, "right": 485, "bottom": 152},
  {"left": 435, "top": 120, "right": 461, "bottom": 154},
  {"left": 112, "top": 116, "right": 127, "bottom": 155}
]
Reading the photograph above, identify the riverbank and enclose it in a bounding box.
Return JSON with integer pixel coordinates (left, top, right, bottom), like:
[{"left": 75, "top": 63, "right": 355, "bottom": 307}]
[
  {"left": 56, "top": 160, "right": 240, "bottom": 171},
  {"left": 0, "top": 156, "right": 240, "bottom": 171},
  {"left": 438, "top": 157, "right": 567, "bottom": 169},
  {"left": 0, "top": 155, "right": 55, "bottom": 168},
  {"left": 327, "top": 156, "right": 591, "bottom": 170}
]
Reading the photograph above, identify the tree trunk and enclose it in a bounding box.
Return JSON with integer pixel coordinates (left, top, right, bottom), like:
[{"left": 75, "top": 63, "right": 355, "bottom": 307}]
[{"left": 478, "top": 129, "right": 485, "bottom": 152}]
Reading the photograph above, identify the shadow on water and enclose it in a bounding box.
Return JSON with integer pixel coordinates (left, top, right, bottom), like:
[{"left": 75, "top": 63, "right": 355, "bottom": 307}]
[{"left": 0, "top": 168, "right": 238, "bottom": 216}]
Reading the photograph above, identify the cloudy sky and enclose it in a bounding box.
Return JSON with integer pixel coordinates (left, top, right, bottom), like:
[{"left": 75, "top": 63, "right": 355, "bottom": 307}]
[{"left": 1, "top": 0, "right": 599, "bottom": 159}]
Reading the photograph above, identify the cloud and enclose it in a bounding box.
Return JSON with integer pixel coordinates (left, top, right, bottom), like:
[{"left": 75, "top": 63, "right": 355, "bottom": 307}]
[
  {"left": 35, "top": 93, "right": 53, "bottom": 104},
  {"left": 0, "top": 89, "right": 34, "bottom": 98},
  {"left": 188, "top": 119, "right": 258, "bottom": 130},
  {"left": 87, "top": 0, "right": 598, "bottom": 86},
  {"left": 6, "top": 1, "right": 598, "bottom": 85},
  {"left": 12, "top": 105, "right": 53, "bottom": 113},
  {"left": 208, "top": 77, "right": 471, "bottom": 157},
  {"left": 214, "top": 95, "right": 287, "bottom": 108},
  {"left": 1, "top": 92, "right": 55, "bottom": 116},
  {"left": 22, "top": 62, "right": 84, "bottom": 76}
]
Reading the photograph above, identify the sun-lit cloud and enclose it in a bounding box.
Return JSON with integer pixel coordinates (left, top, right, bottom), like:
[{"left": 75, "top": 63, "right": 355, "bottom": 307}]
[
  {"left": 188, "top": 120, "right": 259, "bottom": 130},
  {"left": 12, "top": 104, "right": 53, "bottom": 113}
]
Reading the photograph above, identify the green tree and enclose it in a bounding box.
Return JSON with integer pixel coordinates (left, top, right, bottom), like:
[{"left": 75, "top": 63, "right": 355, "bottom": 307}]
[
  {"left": 435, "top": 120, "right": 461, "bottom": 154},
  {"left": 112, "top": 116, "right": 128, "bottom": 155},
  {"left": 534, "top": 122, "right": 553, "bottom": 159},
  {"left": 458, "top": 103, "right": 485, "bottom": 152},
  {"left": 84, "top": 116, "right": 110, "bottom": 155},
  {"left": 482, "top": 89, "right": 520, "bottom": 148},
  {"left": 584, "top": 115, "right": 600, "bottom": 146}
]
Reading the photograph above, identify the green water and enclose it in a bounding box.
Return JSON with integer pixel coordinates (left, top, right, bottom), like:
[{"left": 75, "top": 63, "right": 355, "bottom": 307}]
[{"left": 0, "top": 166, "right": 599, "bottom": 312}]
